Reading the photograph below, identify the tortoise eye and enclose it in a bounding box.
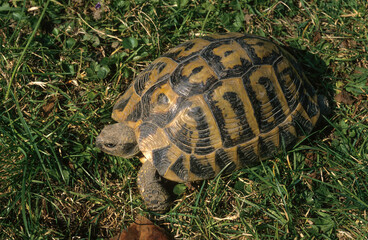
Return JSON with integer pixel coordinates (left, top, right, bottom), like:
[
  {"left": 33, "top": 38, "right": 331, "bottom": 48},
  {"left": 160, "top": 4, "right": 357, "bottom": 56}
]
[
  {"left": 157, "top": 93, "right": 169, "bottom": 105},
  {"left": 105, "top": 143, "right": 116, "bottom": 148}
]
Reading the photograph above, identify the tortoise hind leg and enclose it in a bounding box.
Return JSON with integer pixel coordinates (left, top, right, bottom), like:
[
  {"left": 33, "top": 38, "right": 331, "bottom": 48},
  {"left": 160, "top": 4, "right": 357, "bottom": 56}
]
[{"left": 137, "top": 161, "right": 174, "bottom": 213}]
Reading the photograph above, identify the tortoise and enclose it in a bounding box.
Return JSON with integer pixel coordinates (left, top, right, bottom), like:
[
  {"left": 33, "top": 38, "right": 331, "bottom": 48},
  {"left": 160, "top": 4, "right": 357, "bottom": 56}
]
[{"left": 96, "top": 32, "right": 329, "bottom": 212}]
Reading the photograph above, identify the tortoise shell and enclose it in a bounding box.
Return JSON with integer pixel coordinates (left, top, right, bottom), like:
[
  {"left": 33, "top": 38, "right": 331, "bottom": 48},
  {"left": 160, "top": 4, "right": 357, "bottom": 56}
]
[{"left": 112, "top": 33, "right": 320, "bottom": 183}]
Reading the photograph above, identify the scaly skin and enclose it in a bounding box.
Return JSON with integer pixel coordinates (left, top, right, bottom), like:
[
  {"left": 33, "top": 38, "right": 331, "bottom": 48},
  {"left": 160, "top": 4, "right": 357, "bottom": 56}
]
[
  {"left": 137, "top": 161, "right": 174, "bottom": 213},
  {"left": 96, "top": 123, "right": 139, "bottom": 157}
]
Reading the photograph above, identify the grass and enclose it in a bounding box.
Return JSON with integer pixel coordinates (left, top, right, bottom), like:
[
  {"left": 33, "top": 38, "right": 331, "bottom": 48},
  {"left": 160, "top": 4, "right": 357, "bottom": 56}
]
[{"left": 1, "top": 0, "right": 367, "bottom": 239}]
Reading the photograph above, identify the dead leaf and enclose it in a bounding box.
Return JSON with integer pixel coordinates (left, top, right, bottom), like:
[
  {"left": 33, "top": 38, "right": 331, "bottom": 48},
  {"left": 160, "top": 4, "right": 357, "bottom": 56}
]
[
  {"left": 110, "top": 216, "right": 170, "bottom": 240},
  {"left": 42, "top": 96, "right": 58, "bottom": 117},
  {"left": 339, "top": 40, "right": 348, "bottom": 49},
  {"left": 334, "top": 90, "right": 355, "bottom": 105},
  {"left": 304, "top": 152, "right": 316, "bottom": 168},
  {"left": 244, "top": 14, "right": 252, "bottom": 24},
  {"left": 312, "top": 31, "right": 322, "bottom": 43},
  {"left": 93, "top": 9, "right": 102, "bottom": 20},
  {"left": 357, "top": 94, "right": 365, "bottom": 101}
]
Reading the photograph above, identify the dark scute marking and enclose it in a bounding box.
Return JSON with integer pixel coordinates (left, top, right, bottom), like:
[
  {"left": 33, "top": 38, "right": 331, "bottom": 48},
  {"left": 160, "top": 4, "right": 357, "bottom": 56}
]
[
  {"left": 242, "top": 67, "right": 264, "bottom": 130},
  {"left": 257, "top": 76, "right": 287, "bottom": 132},
  {"left": 126, "top": 102, "right": 142, "bottom": 122},
  {"left": 204, "top": 82, "right": 227, "bottom": 143},
  {"left": 282, "top": 48, "right": 304, "bottom": 76},
  {"left": 134, "top": 74, "right": 146, "bottom": 96},
  {"left": 134, "top": 66, "right": 154, "bottom": 96},
  {"left": 187, "top": 107, "right": 207, "bottom": 130},
  {"left": 157, "top": 61, "right": 167, "bottom": 73},
  {"left": 157, "top": 96, "right": 188, "bottom": 126},
  {"left": 278, "top": 125, "right": 297, "bottom": 149},
  {"left": 258, "top": 136, "right": 278, "bottom": 159},
  {"left": 292, "top": 111, "right": 314, "bottom": 137},
  {"left": 258, "top": 77, "right": 273, "bottom": 91},
  {"left": 221, "top": 91, "right": 255, "bottom": 147},
  {"left": 190, "top": 155, "right": 215, "bottom": 179},
  {"left": 134, "top": 61, "right": 170, "bottom": 96},
  {"left": 201, "top": 40, "right": 253, "bottom": 79},
  {"left": 300, "top": 92, "right": 319, "bottom": 119},
  {"left": 170, "top": 155, "right": 188, "bottom": 181},
  {"left": 194, "top": 145, "right": 214, "bottom": 155},
  {"left": 149, "top": 96, "right": 188, "bottom": 128},
  {"left": 184, "top": 41, "right": 195, "bottom": 51},
  {"left": 306, "top": 100, "right": 319, "bottom": 119},
  {"left": 187, "top": 106, "right": 215, "bottom": 155},
  {"left": 275, "top": 59, "right": 315, "bottom": 120},
  {"left": 157, "top": 93, "right": 169, "bottom": 105},
  {"left": 224, "top": 50, "right": 234, "bottom": 57},
  {"left": 222, "top": 92, "right": 253, "bottom": 127},
  {"left": 274, "top": 59, "right": 302, "bottom": 112},
  {"left": 237, "top": 145, "right": 259, "bottom": 167},
  {"left": 165, "top": 124, "right": 193, "bottom": 154},
  {"left": 162, "top": 41, "right": 198, "bottom": 62},
  {"left": 140, "top": 80, "right": 175, "bottom": 127},
  {"left": 152, "top": 146, "right": 172, "bottom": 176},
  {"left": 215, "top": 148, "right": 236, "bottom": 174},
  {"left": 139, "top": 122, "right": 158, "bottom": 140},
  {"left": 163, "top": 100, "right": 196, "bottom": 154},
  {"left": 114, "top": 96, "right": 130, "bottom": 112},
  {"left": 192, "top": 66, "right": 204, "bottom": 74},
  {"left": 236, "top": 37, "right": 281, "bottom": 65},
  {"left": 170, "top": 57, "right": 218, "bottom": 97}
]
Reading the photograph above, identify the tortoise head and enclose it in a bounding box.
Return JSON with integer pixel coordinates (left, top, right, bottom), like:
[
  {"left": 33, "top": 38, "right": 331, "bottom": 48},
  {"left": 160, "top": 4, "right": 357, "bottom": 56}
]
[{"left": 96, "top": 123, "right": 140, "bottom": 158}]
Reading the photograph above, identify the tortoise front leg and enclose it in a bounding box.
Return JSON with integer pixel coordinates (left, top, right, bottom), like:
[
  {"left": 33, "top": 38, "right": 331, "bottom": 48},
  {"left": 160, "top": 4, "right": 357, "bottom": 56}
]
[{"left": 137, "top": 161, "right": 174, "bottom": 213}]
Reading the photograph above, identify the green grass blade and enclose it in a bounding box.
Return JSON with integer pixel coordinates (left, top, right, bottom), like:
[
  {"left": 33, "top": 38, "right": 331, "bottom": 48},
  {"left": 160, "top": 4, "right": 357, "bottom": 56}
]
[{"left": 5, "top": 0, "right": 50, "bottom": 100}]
